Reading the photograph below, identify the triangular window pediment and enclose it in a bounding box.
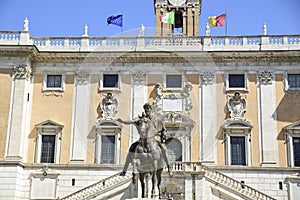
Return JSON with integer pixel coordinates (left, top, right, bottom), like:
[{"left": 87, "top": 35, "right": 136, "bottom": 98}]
[
  {"left": 285, "top": 120, "right": 300, "bottom": 131},
  {"left": 96, "top": 119, "right": 122, "bottom": 128},
  {"left": 223, "top": 119, "right": 253, "bottom": 130},
  {"left": 35, "top": 119, "right": 64, "bottom": 129}
]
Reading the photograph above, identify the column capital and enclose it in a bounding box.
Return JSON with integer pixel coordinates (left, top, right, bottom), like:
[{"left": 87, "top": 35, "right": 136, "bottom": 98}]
[
  {"left": 258, "top": 70, "right": 274, "bottom": 85},
  {"left": 200, "top": 72, "right": 215, "bottom": 85},
  {"left": 13, "top": 64, "right": 32, "bottom": 80}
]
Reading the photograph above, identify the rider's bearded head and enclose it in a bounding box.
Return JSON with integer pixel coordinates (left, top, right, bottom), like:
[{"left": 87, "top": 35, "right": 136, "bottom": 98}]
[{"left": 143, "top": 103, "right": 152, "bottom": 116}]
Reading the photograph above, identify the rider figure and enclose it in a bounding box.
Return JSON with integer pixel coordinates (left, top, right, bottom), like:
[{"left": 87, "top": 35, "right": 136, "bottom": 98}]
[{"left": 117, "top": 103, "right": 173, "bottom": 177}]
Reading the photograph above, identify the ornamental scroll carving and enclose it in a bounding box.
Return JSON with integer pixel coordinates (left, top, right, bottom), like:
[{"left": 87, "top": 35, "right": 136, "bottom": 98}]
[
  {"left": 76, "top": 73, "right": 90, "bottom": 85},
  {"left": 258, "top": 70, "right": 274, "bottom": 84},
  {"left": 133, "top": 71, "right": 146, "bottom": 84},
  {"left": 200, "top": 72, "right": 215, "bottom": 85},
  {"left": 14, "top": 64, "right": 32, "bottom": 80},
  {"left": 227, "top": 92, "right": 246, "bottom": 120},
  {"left": 153, "top": 82, "right": 193, "bottom": 115},
  {"left": 100, "top": 93, "right": 118, "bottom": 120}
]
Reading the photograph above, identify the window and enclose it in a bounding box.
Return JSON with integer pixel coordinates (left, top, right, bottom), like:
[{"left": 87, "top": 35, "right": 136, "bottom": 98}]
[
  {"left": 288, "top": 74, "right": 300, "bottom": 89},
  {"left": 103, "top": 74, "right": 119, "bottom": 88},
  {"left": 224, "top": 120, "right": 252, "bottom": 166},
  {"left": 43, "top": 73, "right": 65, "bottom": 91},
  {"left": 225, "top": 72, "right": 248, "bottom": 91},
  {"left": 41, "top": 135, "right": 56, "bottom": 163},
  {"left": 166, "top": 138, "right": 182, "bottom": 162},
  {"left": 230, "top": 137, "right": 246, "bottom": 165},
  {"left": 293, "top": 138, "right": 300, "bottom": 166},
  {"left": 101, "top": 136, "right": 115, "bottom": 164},
  {"left": 35, "top": 120, "right": 63, "bottom": 164},
  {"left": 229, "top": 74, "right": 245, "bottom": 88},
  {"left": 285, "top": 121, "right": 300, "bottom": 167},
  {"left": 95, "top": 121, "right": 121, "bottom": 164},
  {"left": 166, "top": 75, "right": 182, "bottom": 88},
  {"left": 47, "top": 75, "right": 62, "bottom": 88},
  {"left": 99, "top": 73, "right": 120, "bottom": 91}
]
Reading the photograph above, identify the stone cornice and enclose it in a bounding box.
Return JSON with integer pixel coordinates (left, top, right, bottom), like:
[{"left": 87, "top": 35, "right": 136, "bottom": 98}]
[{"left": 1, "top": 45, "right": 300, "bottom": 67}]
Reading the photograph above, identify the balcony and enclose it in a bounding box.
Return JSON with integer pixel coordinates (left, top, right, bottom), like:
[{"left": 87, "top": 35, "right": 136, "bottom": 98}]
[{"left": 0, "top": 30, "right": 299, "bottom": 52}]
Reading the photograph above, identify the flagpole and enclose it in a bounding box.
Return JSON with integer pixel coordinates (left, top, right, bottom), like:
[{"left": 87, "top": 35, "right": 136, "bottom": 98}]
[
  {"left": 225, "top": 10, "right": 228, "bottom": 36},
  {"left": 121, "top": 11, "right": 123, "bottom": 36}
]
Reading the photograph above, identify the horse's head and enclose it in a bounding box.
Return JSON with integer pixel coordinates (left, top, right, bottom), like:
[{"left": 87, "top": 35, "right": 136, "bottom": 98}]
[{"left": 136, "top": 115, "right": 154, "bottom": 138}]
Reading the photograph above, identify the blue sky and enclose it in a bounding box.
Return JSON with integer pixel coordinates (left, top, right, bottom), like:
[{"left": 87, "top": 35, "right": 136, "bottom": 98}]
[{"left": 0, "top": 0, "right": 299, "bottom": 37}]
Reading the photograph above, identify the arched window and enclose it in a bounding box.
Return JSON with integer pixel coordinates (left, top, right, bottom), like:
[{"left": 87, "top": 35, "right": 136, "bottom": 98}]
[{"left": 166, "top": 138, "right": 182, "bottom": 162}]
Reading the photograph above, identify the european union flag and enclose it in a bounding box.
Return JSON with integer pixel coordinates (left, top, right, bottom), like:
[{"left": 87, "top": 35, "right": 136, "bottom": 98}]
[{"left": 107, "top": 14, "right": 123, "bottom": 27}]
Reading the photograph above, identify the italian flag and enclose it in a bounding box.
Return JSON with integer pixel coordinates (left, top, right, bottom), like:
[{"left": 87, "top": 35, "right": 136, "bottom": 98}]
[
  {"left": 160, "top": 12, "right": 175, "bottom": 24},
  {"left": 208, "top": 13, "right": 226, "bottom": 27}
]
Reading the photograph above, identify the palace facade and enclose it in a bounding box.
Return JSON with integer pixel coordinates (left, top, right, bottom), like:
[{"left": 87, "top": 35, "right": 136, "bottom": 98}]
[{"left": 1, "top": 0, "right": 300, "bottom": 199}]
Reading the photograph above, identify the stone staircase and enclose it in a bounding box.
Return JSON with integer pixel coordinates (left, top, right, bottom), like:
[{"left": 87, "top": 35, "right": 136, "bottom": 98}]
[
  {"left": 60, "top": 172, "right": 133, "bottom": 200},
  {"left": 60, "top": 163, "right": 276, "bottom": 200},
  {"left": 200, "top": 165, "right": 276, "bottom": 200},
  {"left": 171, "top": 162, "right": 276, "bottom": 200}
]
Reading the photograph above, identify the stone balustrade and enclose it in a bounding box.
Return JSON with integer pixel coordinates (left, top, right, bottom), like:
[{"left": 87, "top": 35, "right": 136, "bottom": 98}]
[
  {"left": 168, "top": 162, "right": 276, "bottom": 200},
  {"left": 0, "top": 30, "right": 299, "bottom": 52},
  {"left": 61, "top": 172, "right": 132, "bottom": 200}
]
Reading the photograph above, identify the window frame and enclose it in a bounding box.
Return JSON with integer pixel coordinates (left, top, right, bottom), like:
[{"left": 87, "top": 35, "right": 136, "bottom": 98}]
[
  {"left": 100, "top": 135, "right": 116, "bottom": 164},
  {"left": 164, "top": 74, "right": 183, "bottom": 90},
  {"left": 224, "top": 121, "right": 252, "bottom": 166},
  {"left": 95, "top": 124, "right": 121, "bottom": 165},
  {"left": 285, "top": 121, "right": 300, "bottom": 167},
  {"left": 230, "top": 136, "right": 246, "bottom": 166},
  {"left": 35, "top": 120, "right": 63, "bottom": 164},
  {"left": 43, "top": 73, "right": 65, "bottom": 92},
  {"left": 225, "top": 72, "right": 248, "bottom": 92},
  {"left": 99, "top": 73, "right": 121, "bottom": 91},
  {"left": 284, "top": 72, "right": 300, "bottom": 91}
]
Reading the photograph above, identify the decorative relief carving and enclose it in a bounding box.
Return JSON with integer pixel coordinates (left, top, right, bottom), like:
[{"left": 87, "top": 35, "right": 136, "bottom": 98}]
[
  {"left": 285, "top": 90, "right": 300, "bottom": 97},
  {"left": 153, "top": 82, "right": 164, "bottom": 114},
  {"left": 42, "top": 91, "right": 64, "bottom": 97},
  {"left": 76, "top": 73, "right": 90, "bottom": 85},
  {"left": 13, "top": 64, "right": 32, "bottom": 80},
  {"left": 258, "top": 70, "right": 274, "bottom": 84},
  {"left": 227, "top": 91, "right": 247, "bottom": 120},
  {"left": 100, "top": 92, "right": 118, "bottom": 120},
  {"left": 152, "top": 82, "right": 193, "bottom": 116},
  {"left": 133, "top": 71, "right": 146, "bottom": 84},
  {"left": 200, "top": 72, "right": 215, "bottom": 85},
  {"left": 181, "top": 82, "right": 193, "bottom": 113}
]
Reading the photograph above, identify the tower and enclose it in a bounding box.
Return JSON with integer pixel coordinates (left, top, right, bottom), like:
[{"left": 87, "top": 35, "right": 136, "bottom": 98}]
[{"left": 154, "top": 0, "right": 202, "bottom": 36}]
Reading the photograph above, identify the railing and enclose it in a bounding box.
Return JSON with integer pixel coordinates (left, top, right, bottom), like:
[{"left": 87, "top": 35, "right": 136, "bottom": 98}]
[
  {"left": 60, "top": 172, "right": 132, "bottom": 200},
  {"left": 168, "top": 162, "right": 276, "bottom": 200},
  {"left": 60, "top": 162, "right": 275, "bottom": 200},
  {"left": 0, "top": 30, "right": 299, "bottom": 52}
]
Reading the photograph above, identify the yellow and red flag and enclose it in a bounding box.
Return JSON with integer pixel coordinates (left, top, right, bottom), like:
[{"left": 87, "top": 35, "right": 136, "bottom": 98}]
[{"left": 208, "top": 13, "right": 226, "bottom": 27}]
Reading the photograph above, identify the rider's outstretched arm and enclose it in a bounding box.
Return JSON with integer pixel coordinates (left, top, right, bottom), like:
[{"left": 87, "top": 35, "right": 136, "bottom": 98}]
[{"left": 117, "top": 118, "right": 135, "bottom": 125}]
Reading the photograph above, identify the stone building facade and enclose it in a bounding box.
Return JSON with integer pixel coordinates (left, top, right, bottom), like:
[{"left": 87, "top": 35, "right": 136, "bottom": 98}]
[{"left": 0, "top": 0, "right": 300, "bottom": 199}]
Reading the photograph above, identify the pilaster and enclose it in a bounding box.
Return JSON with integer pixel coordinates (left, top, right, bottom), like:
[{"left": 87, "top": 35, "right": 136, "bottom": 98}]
[
  {"left": 131, "top": 72, "right": 147, "bottom": 144},
  {"left": 257, "top": 71, "right": 278, "bottom": 166},
  {"left": 5, "top": 64, "right": 32, "bottom": 161},
  {"left": 70, "top": 73, "right": 91, "bottom": 162},
  {"left": 199, "top": 72, "right": 216, "bottom": 165}
]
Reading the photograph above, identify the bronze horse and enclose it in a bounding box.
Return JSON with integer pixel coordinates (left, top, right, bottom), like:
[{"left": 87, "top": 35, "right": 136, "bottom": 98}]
[{"left": 132, "top": 115, "right": 165, "bottom": 198}]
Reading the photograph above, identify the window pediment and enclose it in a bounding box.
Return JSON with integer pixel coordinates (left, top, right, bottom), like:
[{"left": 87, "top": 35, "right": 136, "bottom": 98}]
[
  {"left": 224, "top": 120, "right": 253, "bottom": 136},
  {"left": 35, "top": 119, "right": 64, "bottom": 129},
  {"left": 96, "top": 119, "right": 122, "bottom": 128},
  {"left": 285, "top": 120, "right": 300, "bottom": 135},
  {"left": 224, "top": 119, "right": 253, "bottom": 129}
]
